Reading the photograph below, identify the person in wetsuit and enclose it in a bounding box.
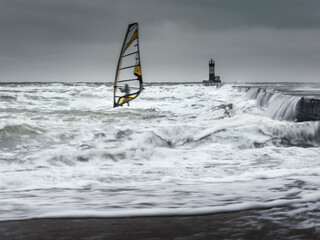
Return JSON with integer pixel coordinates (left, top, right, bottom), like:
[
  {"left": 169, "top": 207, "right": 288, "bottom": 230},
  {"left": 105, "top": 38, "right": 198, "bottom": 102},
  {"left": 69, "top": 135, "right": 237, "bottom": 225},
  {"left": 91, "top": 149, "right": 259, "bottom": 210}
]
[
  {"left": 119, "top": 83, "right": 130, "bottom": 106},
  {"left": 120, "top": 84, "right": 130, "bottom": 95}
]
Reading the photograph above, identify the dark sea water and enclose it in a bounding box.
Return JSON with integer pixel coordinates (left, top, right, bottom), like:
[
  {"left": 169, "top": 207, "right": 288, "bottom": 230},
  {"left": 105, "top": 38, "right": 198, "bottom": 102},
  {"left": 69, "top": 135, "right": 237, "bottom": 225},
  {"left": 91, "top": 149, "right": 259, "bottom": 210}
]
[{"left": 0, "top": 82, "right": 319, "bottom": 237}]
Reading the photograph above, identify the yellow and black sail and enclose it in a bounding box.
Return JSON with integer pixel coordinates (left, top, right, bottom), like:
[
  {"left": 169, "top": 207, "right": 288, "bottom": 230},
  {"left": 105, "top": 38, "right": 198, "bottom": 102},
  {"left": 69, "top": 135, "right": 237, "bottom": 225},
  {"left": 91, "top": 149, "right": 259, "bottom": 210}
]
[{"left": 113, "top": 23, "right": 143, "bottom": 107}]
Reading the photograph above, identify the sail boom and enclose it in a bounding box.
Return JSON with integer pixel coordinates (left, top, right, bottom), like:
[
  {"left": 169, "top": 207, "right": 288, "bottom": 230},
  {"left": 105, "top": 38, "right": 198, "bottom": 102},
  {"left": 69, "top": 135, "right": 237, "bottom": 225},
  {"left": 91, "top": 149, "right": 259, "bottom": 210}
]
[{"left": 116, "top": 86, "right": 141, "bottom": 89}]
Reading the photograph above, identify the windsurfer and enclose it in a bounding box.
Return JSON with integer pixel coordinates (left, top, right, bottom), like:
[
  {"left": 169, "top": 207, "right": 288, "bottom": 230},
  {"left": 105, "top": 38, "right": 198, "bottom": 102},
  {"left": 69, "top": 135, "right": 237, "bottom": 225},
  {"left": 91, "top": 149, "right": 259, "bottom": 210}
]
[{"left": 113, "top": 23, "right": 142, "bottom": 108}]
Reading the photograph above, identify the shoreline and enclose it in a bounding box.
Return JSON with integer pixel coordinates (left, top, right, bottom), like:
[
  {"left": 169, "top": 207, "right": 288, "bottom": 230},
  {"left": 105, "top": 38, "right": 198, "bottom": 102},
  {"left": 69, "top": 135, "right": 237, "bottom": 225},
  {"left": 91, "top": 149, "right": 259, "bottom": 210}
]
[{"left": 0, "top": 209, "right": 318, "bottom": 240}]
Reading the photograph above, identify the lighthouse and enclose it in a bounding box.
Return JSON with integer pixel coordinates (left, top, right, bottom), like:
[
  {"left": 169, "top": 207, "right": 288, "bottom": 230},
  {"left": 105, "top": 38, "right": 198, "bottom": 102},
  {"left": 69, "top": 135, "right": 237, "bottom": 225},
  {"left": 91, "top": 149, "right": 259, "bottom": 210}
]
[
  {"left": 203, "top": 58, "right": 221, "bottom": 86},
  {"left": 209, "top": 58, "right": 215, "bottom": 81}
]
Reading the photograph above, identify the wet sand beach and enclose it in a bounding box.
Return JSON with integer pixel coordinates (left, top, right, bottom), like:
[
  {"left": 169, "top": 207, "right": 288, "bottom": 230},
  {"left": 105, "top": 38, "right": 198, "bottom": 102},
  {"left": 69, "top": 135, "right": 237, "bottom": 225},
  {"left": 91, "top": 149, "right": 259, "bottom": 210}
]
[{"left": 0, "top": 209, "right": 319, "bottom": 240}]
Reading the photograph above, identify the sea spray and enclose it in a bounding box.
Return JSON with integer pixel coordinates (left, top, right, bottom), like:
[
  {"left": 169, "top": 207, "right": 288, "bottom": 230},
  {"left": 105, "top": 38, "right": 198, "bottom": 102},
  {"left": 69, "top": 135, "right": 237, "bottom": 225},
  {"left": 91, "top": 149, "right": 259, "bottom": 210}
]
[{"left": 0, "top": 82, "right": 319, "bottom": 230}]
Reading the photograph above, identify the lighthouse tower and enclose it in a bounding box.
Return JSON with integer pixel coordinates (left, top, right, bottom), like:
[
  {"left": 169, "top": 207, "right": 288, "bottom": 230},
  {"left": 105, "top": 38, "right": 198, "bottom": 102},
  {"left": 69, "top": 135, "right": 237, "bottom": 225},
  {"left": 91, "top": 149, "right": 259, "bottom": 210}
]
[
  {"left": 209, "top": 58, "right": 215, "bottom": 81},
  {"left": 203, "top": 58, "right": 221, "bottom": 86}
]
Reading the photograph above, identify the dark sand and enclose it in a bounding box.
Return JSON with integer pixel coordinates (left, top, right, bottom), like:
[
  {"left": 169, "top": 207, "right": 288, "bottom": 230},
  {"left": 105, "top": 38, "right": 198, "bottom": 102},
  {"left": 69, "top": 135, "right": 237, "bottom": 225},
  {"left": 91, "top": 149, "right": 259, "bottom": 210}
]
[{"left": 0, "top": 210, "right": 318, "bottom": 240}]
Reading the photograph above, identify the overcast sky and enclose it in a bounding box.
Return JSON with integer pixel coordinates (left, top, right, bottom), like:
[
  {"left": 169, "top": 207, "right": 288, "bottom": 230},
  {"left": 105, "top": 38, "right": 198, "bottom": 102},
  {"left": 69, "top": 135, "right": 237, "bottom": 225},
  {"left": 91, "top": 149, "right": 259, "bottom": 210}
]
[{"left": 1, "top": 0, "right": 320, "bottom": 82}]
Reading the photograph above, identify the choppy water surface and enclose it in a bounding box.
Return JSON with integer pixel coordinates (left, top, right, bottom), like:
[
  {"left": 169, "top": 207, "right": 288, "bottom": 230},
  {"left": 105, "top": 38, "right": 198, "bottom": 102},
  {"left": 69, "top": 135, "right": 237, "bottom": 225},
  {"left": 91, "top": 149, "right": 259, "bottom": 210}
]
[{"left": 0, "top": 82, "right": 319, "bottom": 230}]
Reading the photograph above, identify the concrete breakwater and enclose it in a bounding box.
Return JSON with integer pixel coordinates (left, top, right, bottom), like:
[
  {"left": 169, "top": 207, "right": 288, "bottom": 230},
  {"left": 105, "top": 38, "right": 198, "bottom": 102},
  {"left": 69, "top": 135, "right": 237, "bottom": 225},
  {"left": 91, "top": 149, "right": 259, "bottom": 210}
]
[
  {"left": 298, "top": 97, "right": 320, "bottom": 121},
  {"left": 234, "top": 85, "right": 320, "bottom": 122}
]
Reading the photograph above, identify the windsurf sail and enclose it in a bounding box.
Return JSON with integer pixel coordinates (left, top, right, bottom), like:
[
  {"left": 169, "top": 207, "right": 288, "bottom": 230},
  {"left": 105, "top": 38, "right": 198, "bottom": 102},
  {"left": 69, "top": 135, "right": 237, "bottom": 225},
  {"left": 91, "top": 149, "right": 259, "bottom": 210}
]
[{"left": 113, "top": 23, "right": 143, "bottom": 107}]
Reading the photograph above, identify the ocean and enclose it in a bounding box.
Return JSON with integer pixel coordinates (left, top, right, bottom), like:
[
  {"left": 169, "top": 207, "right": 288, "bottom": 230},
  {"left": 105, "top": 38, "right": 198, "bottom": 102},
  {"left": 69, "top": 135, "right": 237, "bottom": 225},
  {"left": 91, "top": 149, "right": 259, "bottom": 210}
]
[{"left": 0, "top": 82, "right": 319, "bottom": 233}]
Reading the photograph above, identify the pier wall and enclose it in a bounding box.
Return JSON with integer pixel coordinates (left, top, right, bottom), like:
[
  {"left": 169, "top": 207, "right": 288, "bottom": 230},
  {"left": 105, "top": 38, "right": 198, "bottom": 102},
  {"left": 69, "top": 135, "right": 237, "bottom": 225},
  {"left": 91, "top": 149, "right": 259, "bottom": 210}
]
[
  {"left": 297, "top": 98, "right": 320, "bottom": 121},
  {"left": 234, "top": 86, "right": 320, "bottom": 122}
]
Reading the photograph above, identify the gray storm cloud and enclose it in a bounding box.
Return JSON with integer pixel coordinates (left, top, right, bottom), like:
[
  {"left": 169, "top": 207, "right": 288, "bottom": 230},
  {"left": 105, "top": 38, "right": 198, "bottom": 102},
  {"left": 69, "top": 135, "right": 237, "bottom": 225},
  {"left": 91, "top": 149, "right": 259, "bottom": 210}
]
[{"left": 1, "top": 0, "right": 320, "bottom": 82}]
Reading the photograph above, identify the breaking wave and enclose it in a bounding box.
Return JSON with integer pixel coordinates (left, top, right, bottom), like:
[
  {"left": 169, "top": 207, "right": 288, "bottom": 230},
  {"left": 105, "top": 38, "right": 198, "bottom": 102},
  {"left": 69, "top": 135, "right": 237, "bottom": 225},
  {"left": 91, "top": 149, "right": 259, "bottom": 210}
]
[
  {"left": 0, "top": 82, "right": 320, "bottom": 226},
  {"left": 244, "top": 87, "right": 301, "bottom": 121}
]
